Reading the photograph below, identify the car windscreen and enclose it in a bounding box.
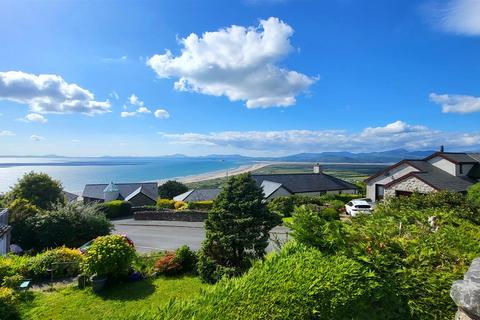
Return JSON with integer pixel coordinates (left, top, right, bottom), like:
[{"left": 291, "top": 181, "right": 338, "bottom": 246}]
[{"left": 355, "top": 205, "right": 371, "bottom": 209}]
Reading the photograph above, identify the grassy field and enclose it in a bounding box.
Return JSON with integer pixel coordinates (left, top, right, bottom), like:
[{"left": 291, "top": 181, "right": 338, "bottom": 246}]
[
  {"left": 18, "top": 276, "right": 206, "bottom": 320},
  {"left": 186, "top": 163, "right": 387, "bottom": 189}
]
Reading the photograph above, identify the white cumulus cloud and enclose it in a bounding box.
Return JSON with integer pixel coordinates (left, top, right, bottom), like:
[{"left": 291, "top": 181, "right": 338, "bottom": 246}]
[
  {"left": 30, "top": 134, "right": 46, "bottom": 141},
  {"left": 22, "top": 113, "right": 48, "bottom": 124},
  {"left": 154, "top": 109, "right": 170, "bottom": 119},
  {"left": 121, "top": 111, "right": 137, "bottom": 118},
  {"left": 147, "top": 17, "right": 316, "bottom": 108},
  {"left": 158, "top": 120, "right": 480, "bottom": 153},
  {"left": 0, "top": 71, "right": 110, "bottom": 115},
  {"left": 137, "top": 106, "right": 151, "bottom": 114},
  {"left": 430, "top": 93, "right": 480, "bottom": 113},
  {"left": 0, "top": 130, "right": 15, "bottom": 136},
  {"left": 433, "top": 0, "right": 480, "bottom": 35}
]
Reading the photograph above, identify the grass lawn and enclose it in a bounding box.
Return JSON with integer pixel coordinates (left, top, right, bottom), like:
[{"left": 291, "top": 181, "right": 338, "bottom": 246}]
[{"left": 18, "top": 275, "right": 206, "bottom": 320}]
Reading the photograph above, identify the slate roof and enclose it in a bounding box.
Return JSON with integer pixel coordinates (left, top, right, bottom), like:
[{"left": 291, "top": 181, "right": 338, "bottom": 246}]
[
  {"left": 251, "top": 173, "right": 358, "bottom": 193},
  {"left": 427, "top": 152, "right": 480, "bottom": 163},
  {"left": 403, "top": 160, "right": 476, "bottom": 192},
  {"left": 82, "top": 182, "right": 158, "bottom": 201},
  {"left": 63, "top": 191, "right": 79, "bottom": 202},
  {"left": 261, "top": 180, "right": 288, "bottom": 199},
  {"left": 174, "top": 188, "right": 221, "bottom": 202},
  {"left": 0, "top": 225, "right": 12, "bottom": 238}
]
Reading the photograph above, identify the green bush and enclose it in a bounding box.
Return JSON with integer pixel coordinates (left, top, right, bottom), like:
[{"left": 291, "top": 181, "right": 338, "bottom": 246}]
[
  {"left": 173, "top": 245, "right": 197, "bottom": 274},
  {"left": 1, "top": 275, "right": 24, "bottom": 289},
  {"left": 467, "top": 182, "right": 480, "bottom": 206},
  {"left": 8, "top": 202, "right": 112, "bottom": 251},
  {"left": 267, "top": 195, "right": 324, "bottom": 217},
  {"left": 174, "top": 201, "right": 188, "bottom": 210},
  {"left": 158, "top": 242, "right": 384, "bottom": 320},
  {"left": 157, "top": 198, "right": 175, "bottom": 209},
  {"left": 290, "top": 205, "right": 346, "bottom": 253},
  {"left": 0, "top": 287, "right": 19, "bottom": 320},
  {"left": 188, "top": 201, "right": 214, "bottom": 211},
  {"left": 325, "top": 199, "right": 345, "bottom": 211},
  {"left": 82, "top": 235, "right": 136, "bottom": 278},
  {"left": 0, "top": 255, "right": 30, "bottom": 284},
  {"left": 28, "top": 247, "right": 83, "bottom": 279},
  {"left": 5, "top": 171, "right": 64, "bottom": 210},
  {"left": 98, "top": 200, "right": 132, "bottom": 219},
  {"left": 287, "top": 193, "right": 480, "bottom": 319},
  {"left": 320, "top": 207, "right": 340, "bottom": 220},
  {"left": 158, "top": 180, "right": 189, "bottom": 199}
]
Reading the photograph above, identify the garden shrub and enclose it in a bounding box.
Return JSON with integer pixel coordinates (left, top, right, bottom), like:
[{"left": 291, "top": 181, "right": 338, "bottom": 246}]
[
  {"left": 325, "top": 199, "right": 345, "bottom": 211},
  {"left": 158, "top": 242, "right": 384, "bottom": 320},
  {"left": 174, "top": 201, "right": 188, "bottom": 210},
  {"left": 173, "top": 245, "right": 197, "bottom": 273},
  {"left": 82, "top": 235, "right": 136, "bottom": 278},
  {"left": 0, "top": 287, "right": 19, "bottom": 320},
  {"left": 467, "top": 182, "right": 480, "bottom": 206},
  {"left": 290, "top": 205, "right": 346, "bottom": 253},
  {"left": 267, "top": 195, "right": 324, "bottom": 217},
  {"left": 154, "top": 246, "right": 197, "bottom": 276},
  {"left": 188, "top": 201, "right": 214, "bottom": 211},
  {"left": 98, "top": 200, "right": 132, "bottom": 219},
  {"left": 320, "top": 207, "right": 340, "bottom": 220},
  {"left": 132, "top": 251, "right": 166, "bottom": 277},
  {"left": 154, "top": 253, "right": 182, "bottom": 275},
  {"left": 28, "top": 247, "right": 83, "bottom": 279},
  {"left": 1, "top": 275, "right": 24, "bottom": 289},
  {"left": 157, "top": 198, "right": 175, "bottom": 209},
  {"left": 0, "top": 255, "right": 30, "bottom": 284}
]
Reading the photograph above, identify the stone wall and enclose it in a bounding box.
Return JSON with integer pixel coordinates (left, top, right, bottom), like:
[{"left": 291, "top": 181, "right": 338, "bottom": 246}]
[
  {"left": 134, "top": 209, "right": 208, "bottom": 222},
  {"left": 384, "top": 176, "right": 436, "bottom": 198},
  {"left": 451, "top": 258, "right": 480, "bottom": 320}
]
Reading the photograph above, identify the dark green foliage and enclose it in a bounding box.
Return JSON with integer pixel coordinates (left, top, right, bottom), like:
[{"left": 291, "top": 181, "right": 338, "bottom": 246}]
[
  {"left": 290, "top": 205, "right": 345, "bottom": 253},
  {"left": 8, "top": 199, "right": 41, "bottom": 249},
  {"left": 0, "top": 287, "right": 19, "bottom": 320},
  {"left": 9, "top": 202, "right": 112, "bottom": 250},
  {"left": 158, "top": 180, "right": 189, "bottom": 199},
  {"left": 6, "top": 172, "right": 64, "bottom": 210},
  {"left": 319, "top": 193, "right": 363, "bottom": 203},
  {"left": 467, "top": 182, "right": 480, "bottom": 206},
  {"left": 98, "top": 200, "right": 132, "bottom": 219},
  {"left": 198, "top": 173, "right": 280, "bottom": 283},
  {"left": 173, "top": 245, "right": 197, "bottom": 273},
  {"left": 288, "top": 191, "right": 480, "bottom": 319},
  {"left": 267, "top": 195, "right": 324, "bottom": 217},
  {"left": 82, "top": 235, "right": 136, "bottom": 277},
  {"left": 157, "top": 242, "right": 384, "bottom": 320}
]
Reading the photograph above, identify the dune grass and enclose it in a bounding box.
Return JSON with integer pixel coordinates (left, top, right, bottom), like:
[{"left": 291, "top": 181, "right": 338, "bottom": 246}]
[{"left": 18, "top": 275, "right": 206, "bottom": 320}]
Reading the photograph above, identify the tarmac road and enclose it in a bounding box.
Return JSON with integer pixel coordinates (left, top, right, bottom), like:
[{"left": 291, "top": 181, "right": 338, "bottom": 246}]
[{"left": 113, "top": 218, "right": 290, "bottom": 253}]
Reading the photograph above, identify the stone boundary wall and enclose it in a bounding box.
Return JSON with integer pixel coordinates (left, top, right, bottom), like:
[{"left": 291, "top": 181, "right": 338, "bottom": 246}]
[
  {"left": 451, "top": 258, "right": 480, "bottom": 320},
  {"left": 134, "top": 209, "right": 208, "bottom": 222}
]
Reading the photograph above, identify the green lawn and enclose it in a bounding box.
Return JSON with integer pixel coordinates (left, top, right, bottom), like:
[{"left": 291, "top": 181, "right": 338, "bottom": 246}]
[{"left": 18, "top": 276, "right": 206, "bottom": 320}]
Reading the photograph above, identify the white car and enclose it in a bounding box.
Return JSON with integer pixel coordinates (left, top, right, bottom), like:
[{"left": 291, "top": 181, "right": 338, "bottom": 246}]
[{"left": 345, "top": 200, "right": 373, "bottom": 217}]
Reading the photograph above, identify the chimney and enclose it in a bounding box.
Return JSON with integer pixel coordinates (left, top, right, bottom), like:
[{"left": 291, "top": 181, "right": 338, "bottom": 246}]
[
  {"left": 313, "top": 163, "right": 322, "bottom": 174},
  {"left": 440, "top": 145, "right": 444, "bottom": 153}
]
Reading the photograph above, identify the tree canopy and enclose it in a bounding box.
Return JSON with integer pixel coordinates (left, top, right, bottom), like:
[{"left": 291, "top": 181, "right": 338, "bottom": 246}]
[
  {"left": 7, "top": 171, "right": 64, "bottom": 210},
  {"left": 158, "top": 180, "right": 189, "bottom": 199},
  {"left": 198, "top": 173, "right": 280, "bottom": 283}
]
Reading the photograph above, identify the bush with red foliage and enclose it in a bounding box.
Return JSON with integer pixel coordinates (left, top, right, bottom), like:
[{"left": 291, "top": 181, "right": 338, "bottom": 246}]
[{"left": 154, "top": 252, "right": 182, "bottom": 275}]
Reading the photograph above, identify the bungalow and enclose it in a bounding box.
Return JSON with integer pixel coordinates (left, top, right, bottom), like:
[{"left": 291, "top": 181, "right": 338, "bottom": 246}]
[
  {"left": 0, "top": 209, "right": 12, "bottom": 256},
  {"left": 175, "top": 164, "right": 358, "bottom": 202},
  {"left": 251, "top": 164, "right": 358, "bottom": 201},
  {"left": 82, "top": 182, "right": 158, "bottom": 206},
  {"left": 365, "top": 151, "right": 480, "bottom": 201}
]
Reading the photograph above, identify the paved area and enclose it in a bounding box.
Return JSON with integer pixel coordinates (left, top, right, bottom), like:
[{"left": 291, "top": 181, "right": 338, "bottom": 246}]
[{"left": 113, "top": 218, "right": 290, "bottom": 253}]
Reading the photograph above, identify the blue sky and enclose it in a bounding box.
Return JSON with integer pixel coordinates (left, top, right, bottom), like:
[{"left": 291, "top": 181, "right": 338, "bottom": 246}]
[{"left": 0, "top": 0, "right": 479, "bottom": 156}]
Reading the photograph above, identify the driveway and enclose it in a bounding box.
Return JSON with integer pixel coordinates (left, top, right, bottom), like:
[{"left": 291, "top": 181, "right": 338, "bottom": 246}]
[{"left": 113, "top": 218, "right": 290, "bottom": 253}]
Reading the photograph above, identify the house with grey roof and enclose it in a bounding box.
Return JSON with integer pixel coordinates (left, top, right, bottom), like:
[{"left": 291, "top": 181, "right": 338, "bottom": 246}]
[
  {"left": 365, "top": 151, "right": 480, "bottom": 201},
  {"left": 174, "top": 188, "right": 221, "bottom": 202},
  {"left": 175, "top": 164, "right": 358, "bottom": 202},
  {"left": 252, "top": 164, "right": 358, "bottom": 200},
  {"left": 0, "top": 209, "right": 12, "bottom": 256},
  {"left": 82, "top": 182, "right": 158, "bottom": 206}
]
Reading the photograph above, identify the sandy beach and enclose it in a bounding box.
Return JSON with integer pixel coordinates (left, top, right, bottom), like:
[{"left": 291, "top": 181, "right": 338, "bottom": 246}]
[{"left": 157, "top": 161, "right": 276, "bottom": 185}]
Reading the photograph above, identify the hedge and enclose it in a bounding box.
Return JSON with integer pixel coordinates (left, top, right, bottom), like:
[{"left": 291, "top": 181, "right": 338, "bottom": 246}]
[
  {"left": 98, "top": 200, "right": 132, "bottom": 219},
  {"left": 188, "top": 201, "right": 214, "bottom": 211}
]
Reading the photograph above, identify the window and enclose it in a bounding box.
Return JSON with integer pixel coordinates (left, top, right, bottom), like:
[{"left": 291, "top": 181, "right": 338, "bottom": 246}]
[{"left": 459, "top": 164, "right": 463, "bottom": 175}]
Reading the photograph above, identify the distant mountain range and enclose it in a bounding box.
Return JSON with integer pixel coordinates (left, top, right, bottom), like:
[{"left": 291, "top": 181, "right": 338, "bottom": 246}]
[{"left": 0, "top": 149, "right": 443, "bottom": 164}]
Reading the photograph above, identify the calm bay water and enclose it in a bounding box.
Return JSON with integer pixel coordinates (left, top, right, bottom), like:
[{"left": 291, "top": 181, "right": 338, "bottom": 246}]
[{"left": 0, "top": 157, "right": 247, "bottom": 193}]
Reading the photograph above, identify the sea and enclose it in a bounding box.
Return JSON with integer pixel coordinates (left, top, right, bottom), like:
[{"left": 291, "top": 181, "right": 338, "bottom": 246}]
[{"left": 0, "top": 157, "right": 248, "bottom": 193}]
